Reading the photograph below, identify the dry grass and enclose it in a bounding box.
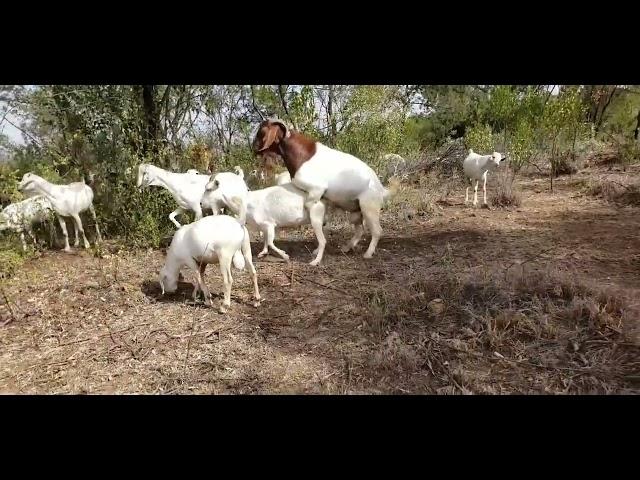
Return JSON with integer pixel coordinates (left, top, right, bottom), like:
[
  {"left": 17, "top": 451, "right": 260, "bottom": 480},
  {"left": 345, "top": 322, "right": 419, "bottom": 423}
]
[
  {"left": 1, "top": 162, "right": 639, "bottom": 394},
  {"left": 587, "top": 179, "right": 640, "bottom": 206}
]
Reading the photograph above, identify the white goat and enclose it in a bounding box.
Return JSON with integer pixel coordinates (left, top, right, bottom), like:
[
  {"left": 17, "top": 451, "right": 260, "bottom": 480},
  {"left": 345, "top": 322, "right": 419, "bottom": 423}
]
[
  {"left": 462, "top": 149, "right": 506, "bottom": 207},
  {"left": 201, "top": 167, "right": 328, "bottom": 266},
  {"left": 0, "top": 196, "right": 54, "bottom": 251},
  {"left": 136, "top": 164, "right": 210, "bottom": 228},
  {"left": 18, "top": 173, "right": 102, "bottom": 252},
  {"left": 158, "top": 215, "right": 261, "bottom": 313},
  {"left": 274, "top": 171, "right": 291, "bottom": 185},
  {"left": 252, "top": 119, "right": 397, "bottom": 259}
]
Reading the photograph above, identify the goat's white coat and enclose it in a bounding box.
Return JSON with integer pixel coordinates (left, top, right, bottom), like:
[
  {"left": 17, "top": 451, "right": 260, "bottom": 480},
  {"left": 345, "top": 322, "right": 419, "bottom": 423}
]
[
  {"left": 201, "top": 171, "right": 328, "bottom": 265},
  {"left": 159, "top": 215, "right": 261, "bottom": 313},
  {"left": 0, "top": 195, "right": 54, "bottom": 251},
  {"left": 274, "top": 171, "right": 291, "bottom": 185},
  {"left": 462, "top": 149, "right": 505, "bottom": 206},
  {"left": 136, "top": 164, "right": 210, "bottom": 228},
  {"left": 18, "top": 173, "right": 102, "bottom": 252}
]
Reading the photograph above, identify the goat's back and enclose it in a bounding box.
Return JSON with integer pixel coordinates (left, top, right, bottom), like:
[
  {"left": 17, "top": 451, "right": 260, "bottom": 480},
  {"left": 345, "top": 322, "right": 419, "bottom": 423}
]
[{"left": 169, "top": 215, "right": 245, "bottom": 264}]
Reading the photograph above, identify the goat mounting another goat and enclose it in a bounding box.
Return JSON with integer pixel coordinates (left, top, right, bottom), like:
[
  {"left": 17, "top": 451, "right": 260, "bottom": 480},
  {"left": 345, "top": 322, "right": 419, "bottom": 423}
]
[
  {"left": 158, "top": 215, "right": 261, "bottom": 313},
  {"left": 201, "top": 167, "right": 328, "bottom": 265},
  {"left": 252, "top": 118, "right": 398, "bottom": 259},
  {"left": 136, "top": 164, "right": 210, "bottom": 228},
  {"left": 18, "top": 173, "right": 102, "bottom": 252},
  {"left": 462, "top": 149, "right": 506, "bottom": 207},
  {"left": 0, "top": 195, "right": 54, "bottom": 251}
]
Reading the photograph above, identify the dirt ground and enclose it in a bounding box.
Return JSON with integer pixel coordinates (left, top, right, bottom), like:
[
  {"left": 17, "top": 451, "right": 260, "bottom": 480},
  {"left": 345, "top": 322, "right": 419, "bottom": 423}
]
[{"left": 1, "top": 165, "right": 639, "bottom": 394}]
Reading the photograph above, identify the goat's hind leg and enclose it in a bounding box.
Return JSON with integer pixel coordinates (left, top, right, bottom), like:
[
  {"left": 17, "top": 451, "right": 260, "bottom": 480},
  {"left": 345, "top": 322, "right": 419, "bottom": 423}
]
[
  {"left": 309, "top": 201, "right": 327, "bottom": 266},
  {"left": 57, "top": 215, "right": 71, "bottom": 252},
  {"left": 341, "top": 211, "right": 364, "bottom": 254},
  {"left": 89, "top": 204, "right": 102, "bottom": 243},
  {"left": 360, "top": 201, "right": 383, "bottom": 259},
  {"left": 71, "top": 213, "right": 90, "bottom": 249}
]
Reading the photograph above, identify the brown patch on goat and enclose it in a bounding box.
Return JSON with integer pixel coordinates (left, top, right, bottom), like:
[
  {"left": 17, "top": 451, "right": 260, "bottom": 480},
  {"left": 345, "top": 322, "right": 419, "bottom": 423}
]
[{"left": 253, "top": 120, "right": 317, "bottom": 177}]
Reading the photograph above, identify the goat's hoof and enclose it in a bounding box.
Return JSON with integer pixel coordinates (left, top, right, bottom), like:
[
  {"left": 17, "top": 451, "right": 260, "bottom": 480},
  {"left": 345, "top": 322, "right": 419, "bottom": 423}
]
[
  {"left": 363, "top": 252, "right": 374, "bottom": 259},
  {"left": 64, "top": 247, "right": 72, "bottom": 253},
  {"left": 281, "top": 254, "right": 290, "bottom": 261},
  {"left": 219, "top": 304, "right": 229, "bottom": 314},
  {"left": 309, "top": 259, "right": 321, "bottom": 266},
  {"left": 253, "top": 298, "right": 262, "bottom": 308},
  {"left": 257, "top": 251, "right": 268, "bottom": 258}
]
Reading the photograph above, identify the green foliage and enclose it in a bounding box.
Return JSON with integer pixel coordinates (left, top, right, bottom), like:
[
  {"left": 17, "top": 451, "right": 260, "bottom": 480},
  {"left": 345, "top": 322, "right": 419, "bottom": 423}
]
[
  {"left": 0, "top": 239, "right": 28, "bottom": 278},
  {"left": 464, "top": 123, "right": 494, "bottom": 153},
  {"left": 509, "top": 118, "right": 536, "bottom": 173},
  {"left": 336, "top": 85, "right": 407, "bottom": 170}
]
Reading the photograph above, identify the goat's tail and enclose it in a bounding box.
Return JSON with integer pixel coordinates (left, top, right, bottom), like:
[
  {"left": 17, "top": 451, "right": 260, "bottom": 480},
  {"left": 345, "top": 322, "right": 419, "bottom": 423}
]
[
  {"left": 232, "top": 225, "right": 252, "bottom": 271},
  {"left": 232, "top": 249, "right": 245, "bottom": 271},
  {"left": 383, "top": 176, "right": 401, "bottom": 203}
]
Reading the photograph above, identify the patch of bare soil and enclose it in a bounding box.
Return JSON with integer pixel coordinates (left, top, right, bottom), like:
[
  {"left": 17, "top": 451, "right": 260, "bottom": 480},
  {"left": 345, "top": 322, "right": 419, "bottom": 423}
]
[{"left": 0, "top": 166, "right": 638, "bottom": 394}]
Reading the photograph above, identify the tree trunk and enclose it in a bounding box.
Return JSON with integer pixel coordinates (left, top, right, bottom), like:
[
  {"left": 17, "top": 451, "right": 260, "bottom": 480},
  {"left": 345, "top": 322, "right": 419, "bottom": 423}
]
[
  {"left": 550, "top": 138, "right": 556, "bottom": 193},
  {"left": 594, "top": 86, "right": 617, "bottom": 133},
  {"left": 140, "top": 85, "right": 159, "bottom": 158},
  {"left": 327, "top": 85, "right": 337, "bottom": 146},
  {"left": 634, "top": 108, "right": 640, "bottom": 140}
]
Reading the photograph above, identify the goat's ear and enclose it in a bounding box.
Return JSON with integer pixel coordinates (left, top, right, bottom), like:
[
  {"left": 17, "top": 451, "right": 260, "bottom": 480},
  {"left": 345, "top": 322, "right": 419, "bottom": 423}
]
[{"left": 234, "top": 166, "right": 245, "bottom": 179}]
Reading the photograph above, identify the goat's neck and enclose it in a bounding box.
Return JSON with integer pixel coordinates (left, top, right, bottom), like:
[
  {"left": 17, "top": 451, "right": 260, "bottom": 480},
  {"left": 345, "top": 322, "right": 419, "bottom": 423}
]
[
  {"left": 148, "top": 167, "right": 183, "bottom": 193},
  {"left": 30, "top": 179, "right": 60, "bottom": 202}
]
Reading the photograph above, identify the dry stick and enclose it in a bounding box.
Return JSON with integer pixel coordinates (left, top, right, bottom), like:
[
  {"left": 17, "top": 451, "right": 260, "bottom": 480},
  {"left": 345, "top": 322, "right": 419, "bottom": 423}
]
[
  {"left": 0, "top": 283, "right": 17, "bottom": 326},
  {"left": 503, "top": 246, "right": 556, "bottom": 281},
  {"left": 296, "top": 274, "right": 359, "bottom": 299}
]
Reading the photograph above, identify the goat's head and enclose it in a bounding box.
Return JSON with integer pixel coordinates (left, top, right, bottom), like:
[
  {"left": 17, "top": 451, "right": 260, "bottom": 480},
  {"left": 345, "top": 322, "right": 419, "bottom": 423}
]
[
  {"left": 202, "top": 169, "right": 249, "bottom": 218},
  {"left": 489, "top": 152, "right": 507, "bottom": 169},
  {"left": 18, "top": 173, "right": 41, "bottom": 194},
  {"left": 252, "top": 118, "right": 290, "bottom": 155},
  {"left": 136, "top": 164, "right": 155, "bottom": 189},
  {"left": 158, "top": 264, "right": 178, "bottom": 295}
]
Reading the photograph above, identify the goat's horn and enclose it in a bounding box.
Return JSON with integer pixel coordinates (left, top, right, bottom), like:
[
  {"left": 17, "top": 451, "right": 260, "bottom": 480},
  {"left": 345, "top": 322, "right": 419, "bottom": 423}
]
[{"left": 268, "top": 118, "right": 290, "bottom": 138}]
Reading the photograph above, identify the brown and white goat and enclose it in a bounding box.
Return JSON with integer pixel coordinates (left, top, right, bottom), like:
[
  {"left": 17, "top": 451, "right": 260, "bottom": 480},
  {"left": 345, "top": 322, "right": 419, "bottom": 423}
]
[{"left": 252, "top": 119, "right": 397, "bottom": 259}]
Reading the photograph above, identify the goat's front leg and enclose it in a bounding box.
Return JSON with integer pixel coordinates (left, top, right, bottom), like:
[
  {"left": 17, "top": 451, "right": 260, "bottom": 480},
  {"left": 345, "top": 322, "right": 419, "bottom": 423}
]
[
  {"left": 473, "top": 180, "right": 479, "bottom": 207},
  {"left": 257, "top": 227, "right": 270, "bottom": 258},
  {"left": 19, "top": 231, "right": 27, "bottom": 252},
  {"left": 265, "top": 224, "right": 289, "bottom": 261},
  {"left": 193, "top": 204, "right": 203, "bottom": 222},
  {"left": 57, "top": 215, "right": 71, "bottom": 252},
  {"left": 71, "top": 213, "right": 90, "bottom": 249},
  {"left": 309, "top": 202, "right": 327, "bottom": 266},
  {"left": 169, "top": 207, "right": 185, "bottom": 229},
  {"left": 195, "top": 263, "right": 211, "bottom": 305},
  {"left": 482, "top": 172, "right": 488, "bottom": 205},
  {"left": 72, "top": 219, "right": 80, "bottom": 247},
  {"left": 89, "top": 204, "right": 102, "bottom": 243},
  {"left": 465, "top": 185, "right": 470, "bottom": 204}
]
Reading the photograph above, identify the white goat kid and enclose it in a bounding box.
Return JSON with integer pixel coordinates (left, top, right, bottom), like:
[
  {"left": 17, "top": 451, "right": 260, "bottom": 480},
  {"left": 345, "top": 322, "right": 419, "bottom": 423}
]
[
  {"left": 201, "top": 168, "right": 329, "bottom": 266},
  {"left": 0, "top": 196, "right": 54, "bottom": 251},
  {"left": 136, "top": 164, "right": 210, "bottom": 228},
  {"left": 158, "top": 215, "right": 261, "bottom": 313},
  {"left": 462, "top": 149, "right": 506, "bottom": 207},
  {"left": 18, "top": 173, "right": 102, "bottom": 252}
]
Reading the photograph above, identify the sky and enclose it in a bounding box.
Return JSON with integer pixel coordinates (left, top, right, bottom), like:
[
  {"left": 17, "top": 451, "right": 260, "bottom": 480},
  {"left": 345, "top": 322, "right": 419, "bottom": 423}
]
[{"left": 1, "top": 111, "right": 24, "bottom": 145}]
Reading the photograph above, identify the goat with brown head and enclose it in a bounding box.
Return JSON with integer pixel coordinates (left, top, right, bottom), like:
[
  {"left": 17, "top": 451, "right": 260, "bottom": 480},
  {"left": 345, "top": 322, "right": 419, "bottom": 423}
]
[{"left": 252, "top": 119, "right": 317, "bottom": 178}]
